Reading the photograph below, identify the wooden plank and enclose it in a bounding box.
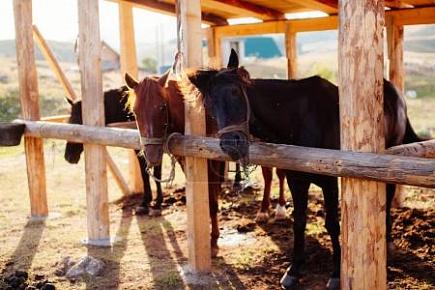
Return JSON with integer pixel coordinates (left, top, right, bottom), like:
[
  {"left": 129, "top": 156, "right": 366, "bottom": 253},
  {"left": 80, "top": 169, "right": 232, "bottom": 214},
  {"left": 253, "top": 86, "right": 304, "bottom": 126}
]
[
  {"left": 283, "top": 0, "right": 337, "bottom": 14},
  {"left": 338, "top": 0, "right": 387, "bottom": 289},
  {"left": 107, "top": 0, "right": 228, "bottom": 25},
  {"left": 17, "top": 121, "right": 435, "bottom": 188},
  {"left": 204, "top": 0, "right": 285, "bottom": 20},
  {"left": 285, "top": 24, "right": 297, "bottom": 79},
  {"left": 32, "top": 25, "right": 78, "bottom": 102},
  {"left": 78, "top": 0, "right": 110, "bottom": 245},
  {"left": 178, "top": 0, "right": 211, "bottom": 273},
  {"left": 118, "top": 1, "right": 143, "bottom": 194},
  {"left": 13, "top": 0, "right": 48, "bottom": 219},
  {"left": 105, "top": 148, "right": 132, "bottom": 196}
]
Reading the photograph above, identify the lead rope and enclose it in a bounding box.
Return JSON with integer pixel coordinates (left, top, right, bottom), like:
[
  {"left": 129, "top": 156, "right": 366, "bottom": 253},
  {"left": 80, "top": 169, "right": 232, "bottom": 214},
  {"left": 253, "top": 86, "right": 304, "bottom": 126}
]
[{"left": 143, "top": 132, "right": 180, "bottom": 184}]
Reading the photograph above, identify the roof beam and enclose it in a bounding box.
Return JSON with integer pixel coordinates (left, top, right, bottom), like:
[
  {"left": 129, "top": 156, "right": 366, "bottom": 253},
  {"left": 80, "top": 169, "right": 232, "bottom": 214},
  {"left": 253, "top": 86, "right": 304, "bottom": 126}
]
[
  {"left": 206, "top": 0, "right": 285, "bottom": 20},
  {"left": 283, "top": 0, "right": 337, "bottom": 14},
  {"left": 107, "top": 0, "right": 228, "bottom": 25},
  {"left": 385, "top": 0, "right": 413, "bottom": 8}
]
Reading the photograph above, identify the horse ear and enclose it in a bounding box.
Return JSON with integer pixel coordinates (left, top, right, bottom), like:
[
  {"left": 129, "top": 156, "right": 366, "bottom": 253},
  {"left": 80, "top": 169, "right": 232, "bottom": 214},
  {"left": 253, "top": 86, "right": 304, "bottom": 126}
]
[
  {"left": 237, "top": 67, "right": 251, "bottom": 85},
  {"left": 227, "top": 48, "right": 239, "bottom": 69},
  {"left": 158, "top": 69, "right": 170, "bottom": 87},
  {"left": 125, "top": 73, "right": 139, "bottom": 89},
  {"left": 65, "top": 97, "right": 74, "bottom": 106}
]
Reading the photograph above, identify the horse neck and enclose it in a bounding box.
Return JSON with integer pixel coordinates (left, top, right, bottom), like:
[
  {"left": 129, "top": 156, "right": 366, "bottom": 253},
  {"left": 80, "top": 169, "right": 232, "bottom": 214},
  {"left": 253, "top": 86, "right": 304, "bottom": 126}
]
[{"left": 165, "top": 80, "right": 185, "bottom": 134}]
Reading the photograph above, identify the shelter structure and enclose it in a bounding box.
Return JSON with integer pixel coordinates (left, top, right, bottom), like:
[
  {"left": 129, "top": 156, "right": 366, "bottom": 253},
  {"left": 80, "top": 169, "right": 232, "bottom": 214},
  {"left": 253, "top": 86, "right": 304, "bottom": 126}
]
[{"left": 12, "top": 0, "right": 435, "bottom": 289}]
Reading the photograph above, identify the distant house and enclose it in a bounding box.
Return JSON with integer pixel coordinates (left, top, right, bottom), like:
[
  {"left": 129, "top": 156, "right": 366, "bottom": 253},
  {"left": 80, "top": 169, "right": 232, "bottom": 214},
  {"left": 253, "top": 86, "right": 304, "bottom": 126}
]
[
  {"left": 222, "top": 36, "right": 283, "bottom": 62},
  {"left": 101, "top": 41, "right": 120, "bottom": 71}
]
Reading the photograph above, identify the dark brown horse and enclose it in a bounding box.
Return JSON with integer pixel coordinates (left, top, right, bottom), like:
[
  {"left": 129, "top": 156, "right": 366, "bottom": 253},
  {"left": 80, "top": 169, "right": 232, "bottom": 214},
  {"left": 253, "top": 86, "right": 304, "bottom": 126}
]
[
  {"left": 187, "top": 49, "right": 424, "bottom": 290},
  {"left": 64, "top": 87, "right": 164, "bottom": 215}
]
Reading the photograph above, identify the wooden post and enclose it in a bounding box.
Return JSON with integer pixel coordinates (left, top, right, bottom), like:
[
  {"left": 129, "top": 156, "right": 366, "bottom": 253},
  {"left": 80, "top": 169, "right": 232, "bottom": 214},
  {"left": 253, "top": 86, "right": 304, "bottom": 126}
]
[
  {"left": 285, "top": 24, "right": 297, "bottom": 79},
  {"left": 387, "top": 17, "right": 406, "bottom": 207},
  {"left": 13, "top": 0, "right": 48, "bottom": 219},
  {"left": 206, "top": 27, "right": 221, "bottom": 67},
  {"left": 32, "top": 25, "right": 78, "bottom": 101},
  {"left": 78, "top": 0, "right": 110, "bottom": 245},
  {"left": 387, "top": 19, "right": 404, "bottom": 93},
  {"left": 118, "top": 1, "right": 143, "bottom": 194},
  {"left": 339, "top": 1, "right": 387, "bottom": 289},
  {"left": 179, "top": 0, "right": 211, "bottom": 272}
]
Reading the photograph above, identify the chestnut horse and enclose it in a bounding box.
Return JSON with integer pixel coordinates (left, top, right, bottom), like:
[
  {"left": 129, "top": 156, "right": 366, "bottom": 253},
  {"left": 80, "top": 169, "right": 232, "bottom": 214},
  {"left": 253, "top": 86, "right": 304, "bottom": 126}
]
[
  {"left": 187, "top": 49, "right": 424, "bottom": 290},
  {"left": 124, "top": 72, "right": 224, "bottom": 256}
]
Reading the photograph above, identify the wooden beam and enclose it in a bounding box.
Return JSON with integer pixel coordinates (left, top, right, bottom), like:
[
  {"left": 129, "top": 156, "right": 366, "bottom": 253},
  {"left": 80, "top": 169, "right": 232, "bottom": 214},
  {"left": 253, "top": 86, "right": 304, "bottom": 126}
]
[
  {"left": 32, "top": 25, "right": 78, "bottom": 102},
  {"left": 118, "top": 1, "right": 143, "bottom": 195},
  {"left": 212, "top": 7, "right": 435, "bottom": 39},
  {"left": 388, "top": 6, "right": 435, "bottom": 25},
  {"left": 13, "top": 0, "right": 48, "bottom": 219},
  {"left": 78, "top": 0, "right": 110, "bottom": 246},
  {"left": 17, "top": 120, "right": 435, "bottom": 188},
  {"left": 107, "top": 0, "right": 228, "bottom": 25},
  {"left": 204, "top": 0, "right": 285, "bottom": 20},
  {"left": 386, "top": 139, "right": 435, "bottom": 158},
  {"left": 105, "top": 148, "right": 132, "bottom": 196},
  {"left": 285, "top": 24, "right": 297, "bottom": 79},
  {"left": 283, "top": 0, "right": 337, "bottom": 14},
  {"left": 178, "top": 0, "right": 211, "bottom": 273},
  {"left": 339, "top": 0, "right": 386, "bottom": 289}
]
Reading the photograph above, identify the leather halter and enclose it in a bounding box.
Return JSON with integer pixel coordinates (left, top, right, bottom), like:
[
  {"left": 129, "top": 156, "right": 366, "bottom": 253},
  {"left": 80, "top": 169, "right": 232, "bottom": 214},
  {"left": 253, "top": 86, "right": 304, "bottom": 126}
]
[{"left": 215, "top": 85, "right": 251, "bottom": 141}]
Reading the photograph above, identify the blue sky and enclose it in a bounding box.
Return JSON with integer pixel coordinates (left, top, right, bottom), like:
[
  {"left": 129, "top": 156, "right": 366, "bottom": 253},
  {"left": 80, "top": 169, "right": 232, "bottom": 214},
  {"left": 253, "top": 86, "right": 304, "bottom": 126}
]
[{"left": 0, "top": 0, "right": 177, "bottom": 50}]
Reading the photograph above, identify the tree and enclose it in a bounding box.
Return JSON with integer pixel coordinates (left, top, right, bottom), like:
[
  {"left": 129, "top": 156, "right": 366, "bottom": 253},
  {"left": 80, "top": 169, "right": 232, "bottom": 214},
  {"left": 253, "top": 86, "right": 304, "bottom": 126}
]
[{"left": 142, "top": 57, "right": 158, "bottom": 73}]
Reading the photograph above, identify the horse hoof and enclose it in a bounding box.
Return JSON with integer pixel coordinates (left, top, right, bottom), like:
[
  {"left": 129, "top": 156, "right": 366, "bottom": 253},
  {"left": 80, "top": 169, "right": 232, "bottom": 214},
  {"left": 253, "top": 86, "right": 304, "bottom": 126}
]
[
  {"left": 148, "top": 208, "right": 162, "bottom": 217},
  {"left": 280, "top": 272, "right": 299, "bottom": 290},
  {"left": 275, "top": 204, "right": 287, "bottom": 220},
  {"left": 211, "top": 246, "right": 219, "bottom": 258},
  {"left": 135, "top": 206, "right": 149, "bottom": 215},
  {"left": 326, "top": 278, "right": 340, "bottom": 290},
  {"left": 255, "top": 211, "right": 269, "bottom": 223}
]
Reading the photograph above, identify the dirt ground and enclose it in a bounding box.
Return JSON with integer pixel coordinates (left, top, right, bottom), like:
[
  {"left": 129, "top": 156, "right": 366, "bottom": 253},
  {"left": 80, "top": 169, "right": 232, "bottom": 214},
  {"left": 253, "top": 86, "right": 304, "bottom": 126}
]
[{"left": 0, "top": 143, "right": 434, "bottom": 290}]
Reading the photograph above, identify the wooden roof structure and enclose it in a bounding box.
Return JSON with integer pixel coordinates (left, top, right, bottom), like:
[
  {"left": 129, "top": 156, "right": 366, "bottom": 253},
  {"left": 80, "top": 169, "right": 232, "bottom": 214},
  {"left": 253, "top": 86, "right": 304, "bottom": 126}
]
[{"left": 111, "top": 0, "right": 435, "bottom": 25}]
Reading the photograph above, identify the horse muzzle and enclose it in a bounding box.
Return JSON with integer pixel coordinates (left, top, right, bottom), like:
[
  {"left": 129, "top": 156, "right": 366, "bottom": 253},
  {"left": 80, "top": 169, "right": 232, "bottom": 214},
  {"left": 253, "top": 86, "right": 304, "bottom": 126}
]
[
  {"left": 219, "top": 132, "right": 249, "bottom": 161},
  {"left": 143, "top": 145, "right": 163, "bottom": 167}
]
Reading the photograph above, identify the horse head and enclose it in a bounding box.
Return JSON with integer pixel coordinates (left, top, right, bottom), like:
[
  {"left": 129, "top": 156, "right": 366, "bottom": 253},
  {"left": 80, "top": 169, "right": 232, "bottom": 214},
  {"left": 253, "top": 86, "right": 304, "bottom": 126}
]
[
  {"left": 125, "top": 72, "right": 169, "bottom": 167},
  {"left": 188, "top": 49, "right": 251, "bottom": 161},
  {"left": 64, "top": 98, "right": 84, "bottom": 164}
]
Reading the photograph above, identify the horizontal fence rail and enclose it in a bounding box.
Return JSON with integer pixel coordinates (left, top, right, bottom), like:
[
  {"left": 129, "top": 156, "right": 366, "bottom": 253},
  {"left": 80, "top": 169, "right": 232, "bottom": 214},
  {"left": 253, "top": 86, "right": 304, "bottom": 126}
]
[{"left": 15, "top": 120, "right": 435, "bottom": 188}]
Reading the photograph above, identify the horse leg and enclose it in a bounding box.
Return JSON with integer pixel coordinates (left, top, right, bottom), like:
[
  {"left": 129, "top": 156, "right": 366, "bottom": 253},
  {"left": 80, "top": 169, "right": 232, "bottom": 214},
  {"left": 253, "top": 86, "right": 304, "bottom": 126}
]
[
  {"left": 280, "top": 178, "right": 310, "bottom": 290},
  {"left": 255, "top": 166, "right": 273, "bottom": 223},
  {"left": 386, "top": 183, "right": 396, "bottom": 254},
  {"left": 275, "top": 168, "right": 287, "bottom": 220},
  {"left": 321, "top": 180, "right": 341, "bottom": 290},
  {"left": 149, "top": 165, "right": 163, "bottom": 217},
  {"left": 208, "top": 160, "right": 224, "bottom": 257},
  {"left": 135, "top": 150, "right": 151, "bottom": 215}
]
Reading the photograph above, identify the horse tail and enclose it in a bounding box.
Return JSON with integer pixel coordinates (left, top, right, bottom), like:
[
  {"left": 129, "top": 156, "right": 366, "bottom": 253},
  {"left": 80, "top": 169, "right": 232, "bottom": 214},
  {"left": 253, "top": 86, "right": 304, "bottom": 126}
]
[{"left": 403, "top": 117, "right": 427, "bottom": 144}]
